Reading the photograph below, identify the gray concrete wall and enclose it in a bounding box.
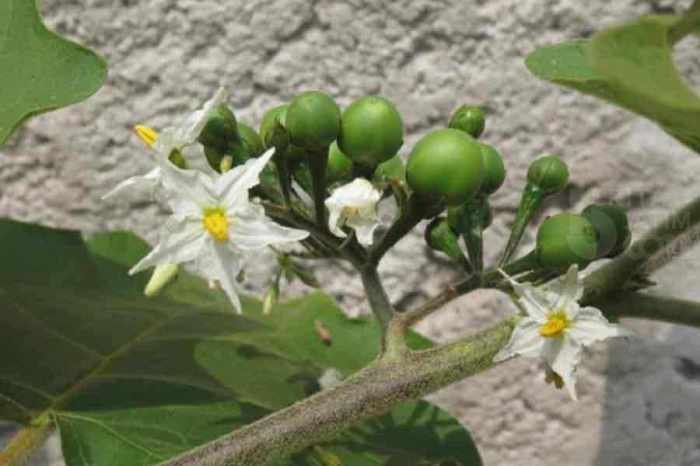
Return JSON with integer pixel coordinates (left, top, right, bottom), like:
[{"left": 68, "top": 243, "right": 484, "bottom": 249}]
[{"left": 2, "top": 1, "right": 700, "bottom": 465}]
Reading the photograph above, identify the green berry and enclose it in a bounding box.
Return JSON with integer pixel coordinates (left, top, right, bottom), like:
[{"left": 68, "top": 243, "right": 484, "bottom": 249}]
[
  {"left": 238, "top": 123, "right": 264, "bottom": 157},
  {"left": 406, "top": 128, "right": 484, "bottom": 205},
  {"left": 338, "top": 96, "right": 403, "bottom": 167},
  {"left": 326, "top": 142, "right": 353, "bottom": 184},
  {"left": 447, "top": 198, "right": 492, "bottom": 234},
  {"left": 259, "top": 105, "right": 289, "bottom": 149},
  {"left": 527, "top": 155, "right": 569, "bottom": 194},
  {"left": 536, "top": 213, "right": 598, "bottom": 268},
  {"left": 582, "top": 204, "right": 631, "bottom": 258},
  {"left": 374, "top": 155, "right": 405, "bottom": 183},
  {"left": 198, "top": 104, "right": 238, "bottom": 152},
  {"left": 286, "top": 91, "right": 341, "bottom": 150},
  {"left": 479, "top": 144, "right": 506, "bottom": 195},
  {"left": 448, "top": 105, "right": 485, "bottom": 138}
]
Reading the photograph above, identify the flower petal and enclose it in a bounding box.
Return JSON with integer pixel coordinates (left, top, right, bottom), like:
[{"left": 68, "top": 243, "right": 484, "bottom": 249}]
[
  {"left": 499, "top": 270, "right": 551, "bottom": 321},
  {"left": 102, "top": 167, "right": 161, "bottom": 201},
  {"left": 568, "top": 306, "right": 634, "bottom": 346},
  {"left": 157, "top": 163, "right": 216, "bottom": 218},
  {"left": 230, "top": 206, "right": 309, "bottom": 250},
  {"left": 347, "top": 216, "right": 379, "bottom": 246},
  {"left": 493, "top": 317, "right": 545, "bottom": 362},
  {"left": 542, "top": 337, "right": 582, "bottom": 401},
  {"left": 201, "top": 241, "right": 243, "bottom": 313},
  {"left": 551, "top": 265, "right": 584, "bottom": 313},
  {"left": 180, "top": 144, "right": 218, "bottom": 176},
  {"left": 218, "top": 148, "right": 275, "bottom": 208},
  {"left": 326, "top": 202, "right": 347, "bottom": 239},
  {"left": 129, "top": 220, "right": 206, "bottom": 274}
]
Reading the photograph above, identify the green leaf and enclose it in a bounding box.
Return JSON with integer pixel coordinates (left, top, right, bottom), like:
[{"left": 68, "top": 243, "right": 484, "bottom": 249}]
[
  {"left": 525, "top": 15, "right": 700, "bottom": 153},
  {"left": 0, "top": 220, "right": 480, "bottom": 465},
  {"left": 0, "top": 0, "right": 107, "bottom": 144}
]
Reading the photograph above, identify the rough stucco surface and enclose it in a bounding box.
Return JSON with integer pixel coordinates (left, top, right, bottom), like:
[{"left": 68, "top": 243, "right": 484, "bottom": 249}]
[{"left": 1, "top": 0, "right": 700, "bottom": 465}]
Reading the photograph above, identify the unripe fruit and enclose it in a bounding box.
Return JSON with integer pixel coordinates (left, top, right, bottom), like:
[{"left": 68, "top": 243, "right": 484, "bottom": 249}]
[
  {"left": 259, "top": 105, "right": 289, "bottom": 149},
  {"left": 582, "top": 204, "right": 631, "bottom": 259},
  {"left": 338, "top": 96, "right": 403, "bottom": 167},
  {"left": 527, "top": 155, "right": 569, "bottom": 194},
  {"left": 448, "top": 105, "right": 485, "bottom": 138},
  {"left": 199, "top": 104, "right": 238, "bottom": 151},
  {"left": 326, "top": 142, "right": 353, "bottom": 184},
  {"left": 374, "top": 155, "right": 405, "bottom": 183},
  {"left": 536, "top": 213, "right": 597, "bottom": 268},
  {"left": 479, "top": 144, "right": 506, "bottom": 195},
  {"left": 238, "top": 123, "right": 264, "bottom": 157},
  {"left": 286, "top": 91, "right": 341, "bottom": 150},
  {"left": 447, "top": 198, "right": 492, "bottom": 234},
  {"left": 406, "top": 128, "right": 484, "bottom": 205}
]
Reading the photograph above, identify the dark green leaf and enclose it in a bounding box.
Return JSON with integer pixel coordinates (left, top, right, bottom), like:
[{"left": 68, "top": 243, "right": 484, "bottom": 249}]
[
  {"left": 0, "top": 220, "right": 478, "bottom": 465},
  {"left": 0, "top": 0, "right": 107, "bottom": 144}
]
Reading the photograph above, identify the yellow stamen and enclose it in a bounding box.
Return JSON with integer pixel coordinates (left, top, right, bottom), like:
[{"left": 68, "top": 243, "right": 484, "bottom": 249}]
[
  {"left": 539, "top": 311, "right": 569, "bottom": 338},
  {"left": 202, "top": 207, "right": 229, "bottom": 242},
  {"left": 134, "top": 125, "right": 159, "bottom": 148}
]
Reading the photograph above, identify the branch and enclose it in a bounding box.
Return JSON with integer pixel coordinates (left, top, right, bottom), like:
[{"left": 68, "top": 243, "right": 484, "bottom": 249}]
[
  {"left": 358, "top": 267, "right": 402, "bottom": 355},
  {"left": 583, "top": 194, "right": 700, "bottom": 301},
  {"left": 0, "top": 414, "right": 52, "bottom": 466},
  {"left": 598, "top": 292, "right": 700, "bottom": 328},
  {"left": 158, "top": 318, "right": 516, "bottom": 466}
]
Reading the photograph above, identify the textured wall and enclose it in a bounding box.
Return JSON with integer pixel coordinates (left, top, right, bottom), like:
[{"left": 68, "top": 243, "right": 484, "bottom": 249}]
[{"left": 2, "top": 1, "right": 700, "bottom": 465}]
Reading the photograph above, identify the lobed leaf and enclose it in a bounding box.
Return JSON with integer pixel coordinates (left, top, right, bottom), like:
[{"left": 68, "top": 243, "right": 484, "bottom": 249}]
[{"left": 0, "top": 220, "right": 480, "bottom": 465}]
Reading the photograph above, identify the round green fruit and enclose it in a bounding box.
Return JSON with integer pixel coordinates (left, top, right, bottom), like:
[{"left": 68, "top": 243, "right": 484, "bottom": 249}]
[
  {"left": 406, "top": 128, "right": 484, "bottom": 205},
  {"left": 582, "top": 204, "right": 631, "bottom": 259},
  {"left": 536, "top": 213, "right": 597, "bottom": 268},
  {"left": 259, "top": 105, "right": 289, "bottom": 149},
  {"left": 479, "top": 144, "right": 506, "bottom": 195},
  {"left": 527, "top": 155, "right": 569, "bottom": 194},
  {"left": 198, "top": 104, "right": 238, "bottom": 151},
  {"left": 286, "top": 91, "right": 341, "bottom": 150},
  {"left": 374, "top": 155, "right": 405, "bottom": 183},
  {"left": 448, "top": 105, "right": 485, "bottom": 138},
  {"left": 338, "top": 96, "right": 403, "bottom": 167},
  {"left": 326, "top": 142, "right": 353, "bottom": 184}
]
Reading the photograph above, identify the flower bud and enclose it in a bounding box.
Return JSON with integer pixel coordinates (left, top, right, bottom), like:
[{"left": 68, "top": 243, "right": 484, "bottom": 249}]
[
  {"left": 338, "top": 96, "right": 403, "bottom": 168},
  {"left": 286, "top": 91, "right": 341, "bottom": 150},
  {"left": 536, "top": 213, "right": 597, "bottom": 268},
  {"left": 326, "top": 142, "right": 353, "bottom": 184},
  {"left": 527, "top": 155, "right": 569, "bottom": 194},
  {"left": 198, "top": 104, "right": 238, "bottom": 152},
  {"left": 406, "top": 128, "right": 484, "bottom": 205},
  {"left": 144, "top": 263, "right": 179, "bottom": 297},
  {"left": 425, "top": 216, "right": 464, "bottom": 261},
  {"left": 479, "top": 144, "right": 506, "bottom": 195},
  {"left": 238, "top": 123, "right": 264, "bottom": 157},
  {"left": 582, "top": 203, "right": 631, "bottom": 258},
  {"left": 448, "top": 105, "right": 485, "bottom": 138}
]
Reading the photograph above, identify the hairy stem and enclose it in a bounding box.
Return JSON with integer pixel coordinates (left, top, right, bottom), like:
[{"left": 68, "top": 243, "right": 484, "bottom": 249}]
[
  {"left": 157, "top": 319, "right": 516, "bottom": 466},
  {"left": 0, "top": 415, "right": 52, "bottom": 466},
  {"left": 358, "top": 267, "right": 403, "bottom": 356},
  {"left": 598, "top": 292, "right": 700, "bottom": 328},
  {"left": 369, "top": 195, "right": 426, "bottom": 266},
  {"left": 584, "top": 194, "right": 700, "bottom": 301}
]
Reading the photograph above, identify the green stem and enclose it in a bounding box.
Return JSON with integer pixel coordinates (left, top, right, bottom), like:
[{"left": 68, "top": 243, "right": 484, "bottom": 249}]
[
  {"left": 369, "top": 195, "right": 426, "bottom": 265},
  {"left": 273, "top": 148, "right": 292, "bottom": 206},
  {"left": 307, "top": 149, "right": 329, "bottom": 228},
  {"left": 0, "top": 414, "right": 53, "bottom": 466},
  {"left": 583, "top": 193, "right": 700, "bottom": 302},
  {"left": 597, "top": 292, "right": 700, "bottom": 328},
  {"left": 499, "top": 184, "right": 544, "bottom": 267},
  {"left": 669, "top": 0, "right": 700, "bottom": 45},
  {"left": 157, "top": 319, "right": 516, "bottom": 466},
  {"left": 463, "top": 199, "right": 487, "bottom": 274},
  {"left": 358, "top": 266, "right": 401, "bottom": 355}
]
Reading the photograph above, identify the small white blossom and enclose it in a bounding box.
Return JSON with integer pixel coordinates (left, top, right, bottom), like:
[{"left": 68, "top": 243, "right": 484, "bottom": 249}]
[
  {"left": 103, "top": 88, "right": 226, "bottom": 200},
  {"left": 325, "top": 178, "right": 382, "bottom": 246},
  {"left": 494, "top": 265, "right": 632, "bottom": 400},
  {"left": 130, "top": 148, "right": 309, "bottom": 313}
]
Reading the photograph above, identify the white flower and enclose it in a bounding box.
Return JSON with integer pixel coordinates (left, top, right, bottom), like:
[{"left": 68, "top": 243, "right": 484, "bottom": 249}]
[
  {"left": 129, "top": 148, "right": 309, "bottom": 313},
  {"left": 494, "top": 265, "right": 632, "bottom": 400},
  {"left": 103, "top": 88, "right": 226, "bottom": 200},
  {"left": 325, "top": 178, "right": 382, "bottom": 246}
]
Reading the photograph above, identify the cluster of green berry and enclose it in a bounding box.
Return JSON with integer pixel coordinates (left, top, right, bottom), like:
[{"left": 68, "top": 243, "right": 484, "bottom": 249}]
[{"left": 196, "top": 89, "right": 631, "bottom": 276}]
